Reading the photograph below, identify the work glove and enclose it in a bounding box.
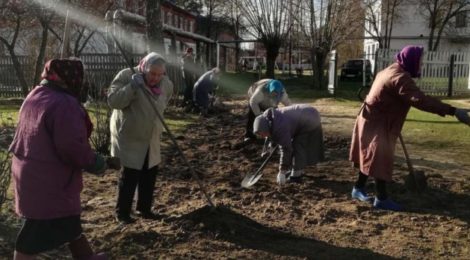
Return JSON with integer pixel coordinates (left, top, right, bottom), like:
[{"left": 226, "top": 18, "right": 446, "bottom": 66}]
[
  {"left": 277, "top": 170, "right": 290, "bottom": 185},
  {"left": 455, "top": 108, "right": 470, "bottom": 125},
  {"left": 105, "top": 156, "right": 121, "bottom": 170},
  {"left": 85, "top": 154, "right": 107, "bottom": 176},
  {"left": 131, "top": 73, "right": 145, "bottom": 89}
]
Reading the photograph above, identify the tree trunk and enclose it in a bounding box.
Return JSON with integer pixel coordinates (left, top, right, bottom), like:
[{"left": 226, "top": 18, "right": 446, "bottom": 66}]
[
  {"left": 146, "top": 0, "right": 165, "bottom": 55},
  {"left": 428, "top": 21, "right": 436, "bottom": 50},
  {"left": 33, "top": 20, "right": 49, "bottom": 87},
  {"left": 312, "top": 48, "right": 327, "bottom": 89},
  {"left": 265, "top": 42, "right": 280, "bottom": 79},
  {"left": 235, "top": 41, "right": 240, "bottom": 72}
]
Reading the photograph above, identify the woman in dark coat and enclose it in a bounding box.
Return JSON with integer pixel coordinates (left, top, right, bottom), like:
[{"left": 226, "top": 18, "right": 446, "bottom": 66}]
[
  {"left": 253, "top": 104, "right": 324, "bottom": 184},
  {"left": 349, "top": 45, "right": 470, "bottom": 211},
  {"left": 9, "top": 59, "right": 109, "bottom": 259}
]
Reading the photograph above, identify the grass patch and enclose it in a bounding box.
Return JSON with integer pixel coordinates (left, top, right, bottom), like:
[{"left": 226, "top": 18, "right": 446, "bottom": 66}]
[
  {"left": 165, "top": 116, "right": 196, "bottom": 134},
  {"left": 218, "top": 71, "right": 365, "bottom": 101},
  {"left": 402, "top": 103, "right": 470, "bottom": 164}
]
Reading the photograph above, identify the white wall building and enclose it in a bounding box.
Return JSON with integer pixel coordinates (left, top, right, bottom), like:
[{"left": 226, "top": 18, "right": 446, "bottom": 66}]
[{"left": 364, "top": 1, "right": 470, "bottom": 59}]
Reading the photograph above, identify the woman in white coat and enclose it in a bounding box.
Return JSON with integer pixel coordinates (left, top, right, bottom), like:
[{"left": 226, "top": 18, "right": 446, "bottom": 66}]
[{"left": 108, "top": 52, "right": 174, "bottom": 224}]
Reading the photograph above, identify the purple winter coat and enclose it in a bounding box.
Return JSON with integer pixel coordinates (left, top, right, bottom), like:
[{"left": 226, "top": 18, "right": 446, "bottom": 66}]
[
  {"left": 9, "top": 85, "right": 95, "bottom": 219},
  {"left": 263, "top": 104, "right": 323, "bottom": 169}
]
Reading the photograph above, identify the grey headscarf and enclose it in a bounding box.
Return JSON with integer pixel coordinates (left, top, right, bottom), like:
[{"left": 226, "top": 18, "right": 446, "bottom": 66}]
[{"left": 253, "top": 114, "right": 271, "bottom": 134}]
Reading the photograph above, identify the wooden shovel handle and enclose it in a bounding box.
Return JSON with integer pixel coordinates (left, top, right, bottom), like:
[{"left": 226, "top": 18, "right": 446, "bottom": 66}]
[{"left": 398, "top": 133, "right": 414, "bottom": 174}]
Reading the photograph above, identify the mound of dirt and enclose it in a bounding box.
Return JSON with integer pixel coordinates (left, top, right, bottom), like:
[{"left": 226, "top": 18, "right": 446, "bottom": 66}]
[{"left": 1, "top": 99, "right": 470, "bottom": 259}]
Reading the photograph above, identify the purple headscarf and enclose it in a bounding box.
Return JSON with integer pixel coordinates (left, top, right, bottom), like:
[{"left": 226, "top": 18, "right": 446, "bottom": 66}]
[{"left": 395, "top": 45, "right": 424, "bottom": 78}]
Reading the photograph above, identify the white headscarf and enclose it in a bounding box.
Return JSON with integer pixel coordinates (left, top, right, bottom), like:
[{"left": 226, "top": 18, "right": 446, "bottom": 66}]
[{"left": 138, "top": 52, "right": 166, "bottom": 74}]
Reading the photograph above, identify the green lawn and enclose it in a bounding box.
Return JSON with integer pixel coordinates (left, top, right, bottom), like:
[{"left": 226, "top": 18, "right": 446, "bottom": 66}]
[
  {"left": 218, "top": 71, "right": 365, "bottom": 100},
  {"left": 402, "top": 102, "right": 470, "bottom": 163}
]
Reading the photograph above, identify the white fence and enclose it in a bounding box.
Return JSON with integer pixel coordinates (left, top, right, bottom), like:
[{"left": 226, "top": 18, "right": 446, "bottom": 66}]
[{"left": 375, "top": 49, "right": 470, "bottom": 96}]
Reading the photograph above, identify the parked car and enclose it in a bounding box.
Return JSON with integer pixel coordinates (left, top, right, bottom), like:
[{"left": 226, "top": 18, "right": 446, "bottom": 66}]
[{"left": 340, "top": 59, "right": 372, "bottom": 81}]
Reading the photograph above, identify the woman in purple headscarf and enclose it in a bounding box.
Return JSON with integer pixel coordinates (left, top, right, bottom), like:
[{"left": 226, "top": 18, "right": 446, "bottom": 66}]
[{"left": 349, "top": 45, "right": 470, "bottom": 211}]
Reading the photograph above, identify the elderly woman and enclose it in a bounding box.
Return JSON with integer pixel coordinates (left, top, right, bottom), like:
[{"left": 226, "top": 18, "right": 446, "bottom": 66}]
[
  {"left": 192, "top": 67, "right": 220, "bottom": 116},
  {"left": 108, "top": 52, "right": 174, "bottom": 224},
  {"left": 244, "top": 79, "right": 291, "bottom": 143},
  {"left": 253, "top": 104, "right": 324, "bottom": 184},
  {"left": 181, "top": 47, "right": 197, "bottom": 108},
  {"left": 350, "top": 45, "right": 470, "bottom": 211},
  {"left": 9, "top": 59, "right": 108, "bottom": 260}
]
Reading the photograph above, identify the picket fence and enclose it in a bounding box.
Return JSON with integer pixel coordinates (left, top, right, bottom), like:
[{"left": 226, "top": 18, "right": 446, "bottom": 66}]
[
  {"left": 375, "top": 49, "right": 470, "bottom": 96},
  {"left": 0, "top": 54, "right": 185, "bottom": 98}
]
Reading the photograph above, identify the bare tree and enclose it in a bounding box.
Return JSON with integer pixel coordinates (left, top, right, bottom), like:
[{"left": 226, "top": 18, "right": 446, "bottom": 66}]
[
  {"left": 363, "top": 0, "right": 404, "bottom": 49},
  {"left": 414, "top": 0, "right": 469, "bottom": 51},
  {"left": 71, "top": 1, "right": 114, "bottom": 56},
  {"left": 295, "top": 0, "right": 363, "bottom": 89},
  {"left": 201, "top": 0, "right": 225, "bottom": 66},
  {"left": 0, "top": 1, "right": 56, "bottom": 95},
  {"left": 224, "top": 0, "right": 247, "bottom": 72},
  {"left": 31, "top": 5, "right": 56, "bottom": 87},
  {"left": 0, "top": 2, "right": 30, "bottom": 95},
  {"left": 233, "top": 0, "right": 291, "bottom": 78}
]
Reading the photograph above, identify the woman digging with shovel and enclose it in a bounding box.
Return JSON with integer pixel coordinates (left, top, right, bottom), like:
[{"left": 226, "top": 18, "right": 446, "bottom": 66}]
[
  {"left": 243, "top": 79, "right": 291, "bottom": 144},
  {"left": 350, "top": 45, "right": 470, "bottom": 211},
  {"left": 253, "top": 104, "right": 325, "bottom": 184}
]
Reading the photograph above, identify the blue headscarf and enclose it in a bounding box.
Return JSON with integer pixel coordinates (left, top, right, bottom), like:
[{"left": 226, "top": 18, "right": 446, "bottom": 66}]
[{"left": 266, "top": 80, "right": 284, "bottom": 102}]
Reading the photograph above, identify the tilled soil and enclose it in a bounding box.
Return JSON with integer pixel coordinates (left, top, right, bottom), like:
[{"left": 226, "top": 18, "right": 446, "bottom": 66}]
[{"left": 1, "top": 99, "right": 470, "bottom": 259}]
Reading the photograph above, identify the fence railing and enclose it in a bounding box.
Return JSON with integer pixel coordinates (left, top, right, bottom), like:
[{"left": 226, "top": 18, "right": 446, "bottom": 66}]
[
  {"left": 375, "top": 49, "right": 470, "bottom": 96},
  {"left": 0, "top": 54, "right": 185, "bottom": 99}
]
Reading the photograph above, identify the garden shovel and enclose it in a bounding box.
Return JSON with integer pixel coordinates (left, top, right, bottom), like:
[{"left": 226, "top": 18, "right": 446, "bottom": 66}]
[
  {"left": 241, "top": 145, "right": 279, "bottom": 188},
  {"left": 399, "top": 134, "right": 427, "bottom": 193}
]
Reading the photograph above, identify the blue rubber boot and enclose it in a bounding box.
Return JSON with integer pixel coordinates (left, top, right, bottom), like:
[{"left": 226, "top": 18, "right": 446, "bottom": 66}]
[
  {"left": 373, "top": 197, "right": 402, "bottom": 211},
  {"left": 351, "top": 187, "right": 372, "bottom": 202}
]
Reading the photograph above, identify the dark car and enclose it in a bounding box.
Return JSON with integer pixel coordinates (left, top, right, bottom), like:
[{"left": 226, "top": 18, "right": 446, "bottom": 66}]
[{"left": 340, "top": 59, "right": 372, "bottom": 81}]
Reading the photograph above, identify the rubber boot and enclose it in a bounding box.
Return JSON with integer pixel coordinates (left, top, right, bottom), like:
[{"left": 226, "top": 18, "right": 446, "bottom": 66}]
[
  {"left": 351, "top": 187, "right": 372, "bottom": 202},
  {"left": 68, "top": 234, "right": 94, "bottom": 259},
  {"left": 373, "top": 197, "right": 402, "bottom": 211}
]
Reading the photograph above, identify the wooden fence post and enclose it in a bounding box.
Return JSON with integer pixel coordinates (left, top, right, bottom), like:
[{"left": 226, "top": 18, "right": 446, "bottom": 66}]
[{"left": 448, "top": 54, "right": 455, "bottom": 97}]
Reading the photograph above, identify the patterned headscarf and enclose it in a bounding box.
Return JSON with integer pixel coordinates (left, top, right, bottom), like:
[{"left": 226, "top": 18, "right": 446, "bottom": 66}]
[
  {"left": 41, "top": 59, "right": 84, "bottom": 97},
  {"left": 395, "top": 45, "right": 424, "bottom": 78},
  {"left": 40, "top": 58, "right": 92, "bottom": 137},
  {"left": 137, "top": 52, "right": 166, "bottom": 95}
]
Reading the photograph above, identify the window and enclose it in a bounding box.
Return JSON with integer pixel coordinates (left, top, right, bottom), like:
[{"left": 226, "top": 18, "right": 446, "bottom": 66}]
[
  {"left": 167, "top": 13, "right": 171, "bottom": 24},
  {"left": 456, "top": 11, "right": 467, "bottom": 28}
]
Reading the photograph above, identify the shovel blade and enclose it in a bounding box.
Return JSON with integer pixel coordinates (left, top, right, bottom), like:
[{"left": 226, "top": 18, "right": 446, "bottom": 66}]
[
  {"left": 405, "top": 170, "right": 427, "bottom": 193},
  {"left": 241, "top": 172, "right": 264, "bottom": 188}
]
